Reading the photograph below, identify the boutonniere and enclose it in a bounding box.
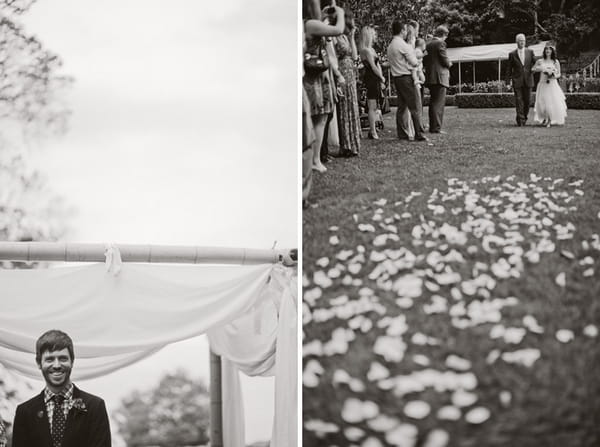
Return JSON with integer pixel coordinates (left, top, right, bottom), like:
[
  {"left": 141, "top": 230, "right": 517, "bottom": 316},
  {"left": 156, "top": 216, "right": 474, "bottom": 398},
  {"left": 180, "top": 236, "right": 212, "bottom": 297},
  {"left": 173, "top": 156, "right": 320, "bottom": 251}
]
[{"left": 71, "top": 398, "right": 87, "bottom": 413}]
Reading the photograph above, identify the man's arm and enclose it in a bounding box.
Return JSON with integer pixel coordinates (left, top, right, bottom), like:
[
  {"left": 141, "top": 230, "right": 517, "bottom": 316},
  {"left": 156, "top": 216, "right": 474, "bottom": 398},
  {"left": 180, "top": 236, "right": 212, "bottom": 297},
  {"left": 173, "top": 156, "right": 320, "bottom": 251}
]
[
  {"left": 438, "top": 40, "right": 452, "bottom": 68},
  {"left": 401, "top": 41, "right": 419, "bottom": 68},
  {"left": 11, "top": 405, "right": 30, "bottom": 447},
  {"left": 88, "top": 399, "right": 111, "bottom": 447}
]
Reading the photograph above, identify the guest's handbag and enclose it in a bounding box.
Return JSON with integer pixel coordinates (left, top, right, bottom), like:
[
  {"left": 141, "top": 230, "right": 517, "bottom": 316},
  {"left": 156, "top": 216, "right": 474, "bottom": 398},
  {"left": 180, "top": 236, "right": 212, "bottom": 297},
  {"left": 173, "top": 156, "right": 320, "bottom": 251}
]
[{"left": 304, "top": 39, "right": 329, "bottom": 76}]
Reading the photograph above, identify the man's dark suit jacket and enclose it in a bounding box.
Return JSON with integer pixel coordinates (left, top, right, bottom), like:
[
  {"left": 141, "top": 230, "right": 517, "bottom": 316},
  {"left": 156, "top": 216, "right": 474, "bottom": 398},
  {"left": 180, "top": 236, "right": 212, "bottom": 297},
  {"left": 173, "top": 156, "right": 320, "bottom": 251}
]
[
  {"left": 424, "top": 37, "right": 452, "bottom": 88},
  {"left": 12, "top": 385, "right": 111, "bottom": 447},
  {"left": 505, "top": 48, "right": 535, "bottom": 87}
]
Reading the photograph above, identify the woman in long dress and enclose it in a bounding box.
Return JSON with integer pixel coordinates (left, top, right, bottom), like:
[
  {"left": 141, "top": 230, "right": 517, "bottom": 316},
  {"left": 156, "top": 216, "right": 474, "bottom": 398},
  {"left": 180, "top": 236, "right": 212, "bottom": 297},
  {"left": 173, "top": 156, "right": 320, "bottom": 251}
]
[
  {"left": 533, "top": 45, "right": 567, "bottom": 127},
  {"left": 333, "top": 10, "right": 361, "bottom": 156}
]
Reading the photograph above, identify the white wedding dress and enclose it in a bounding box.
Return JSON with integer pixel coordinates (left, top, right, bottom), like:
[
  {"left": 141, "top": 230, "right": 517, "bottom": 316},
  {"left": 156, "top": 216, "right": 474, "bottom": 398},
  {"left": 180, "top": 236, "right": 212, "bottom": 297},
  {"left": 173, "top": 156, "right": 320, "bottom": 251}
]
[{"left": 533, "top": 59, "right": 567, "bottom": 125}]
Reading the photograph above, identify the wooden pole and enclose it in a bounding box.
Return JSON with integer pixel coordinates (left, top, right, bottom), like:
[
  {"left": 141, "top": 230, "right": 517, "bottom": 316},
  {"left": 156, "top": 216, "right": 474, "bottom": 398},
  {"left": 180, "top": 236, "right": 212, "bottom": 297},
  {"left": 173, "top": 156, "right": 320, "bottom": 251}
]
[
  {"left": 458, "top": 60, "right": 462, "bottom": 93},
  {"left": 498, "top": 58, "right": 502, "bottom": 92},
  {"left": 0, "top": 242, "right": 297, "bottom": 266},
  {"left": 209, "top": 350, "right": 223, "bottom": 447}
]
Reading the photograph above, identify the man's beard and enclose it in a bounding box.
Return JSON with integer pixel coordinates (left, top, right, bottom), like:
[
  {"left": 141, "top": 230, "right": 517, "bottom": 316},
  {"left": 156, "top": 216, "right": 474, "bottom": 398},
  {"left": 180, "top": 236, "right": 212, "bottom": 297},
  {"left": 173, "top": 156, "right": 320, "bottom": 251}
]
[{"left": 42, "top": 367, "right": 71, "bottom": 389}]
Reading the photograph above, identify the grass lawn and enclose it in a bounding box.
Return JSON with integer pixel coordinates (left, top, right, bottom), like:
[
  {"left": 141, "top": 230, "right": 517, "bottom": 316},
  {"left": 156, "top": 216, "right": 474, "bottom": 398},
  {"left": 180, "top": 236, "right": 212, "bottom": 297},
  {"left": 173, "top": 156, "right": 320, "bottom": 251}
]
[{"left": 303, "top": 107, "right": 600, "bottom": 447}]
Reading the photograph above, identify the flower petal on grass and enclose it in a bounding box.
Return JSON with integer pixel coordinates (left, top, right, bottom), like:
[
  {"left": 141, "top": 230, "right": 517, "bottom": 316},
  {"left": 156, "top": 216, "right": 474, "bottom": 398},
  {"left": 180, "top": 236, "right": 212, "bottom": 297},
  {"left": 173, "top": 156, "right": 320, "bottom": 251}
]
[
  {"left": 556, "top": 329, "right": 574, "bottom": 343},
  {"left": 404, "top": 400, "right": 431, "bottom": 419},
  {"left": 437, "top": 406, "right": 461, "bottom": 421},
  {"left": 583, "top": 324, "right": 598, "bottom": 337},
  {"left": 465, "top": 407, "right": 491, "bottom": 424},
  {"left": 423, "top": 429, "right": 450, "bottom": 447}
]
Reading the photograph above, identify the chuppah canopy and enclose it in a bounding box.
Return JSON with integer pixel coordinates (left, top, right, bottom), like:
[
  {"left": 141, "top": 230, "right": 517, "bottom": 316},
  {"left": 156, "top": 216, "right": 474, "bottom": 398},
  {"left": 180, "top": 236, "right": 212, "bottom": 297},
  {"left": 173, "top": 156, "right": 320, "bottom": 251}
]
[{"left": 0, "top": 243, "right": 297, "bottom": 447}]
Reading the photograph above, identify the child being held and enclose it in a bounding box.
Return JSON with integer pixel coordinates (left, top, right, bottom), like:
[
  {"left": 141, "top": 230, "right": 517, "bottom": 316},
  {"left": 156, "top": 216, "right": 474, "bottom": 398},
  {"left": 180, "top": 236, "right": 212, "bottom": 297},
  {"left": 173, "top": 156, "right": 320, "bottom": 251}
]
[{"left": 412, "top": 38, "right": 426, "bottom": 89}]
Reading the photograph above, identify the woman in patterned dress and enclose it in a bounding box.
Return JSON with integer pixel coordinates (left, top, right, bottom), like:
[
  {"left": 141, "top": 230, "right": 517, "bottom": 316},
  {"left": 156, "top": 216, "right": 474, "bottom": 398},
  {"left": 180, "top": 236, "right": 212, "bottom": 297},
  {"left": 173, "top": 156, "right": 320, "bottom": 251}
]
[
  {"left": 303, "top": 0, "right": 345, "bottom": 173},
  {"left": 333, "top": 10, "right": 361, "bottom": 157}
]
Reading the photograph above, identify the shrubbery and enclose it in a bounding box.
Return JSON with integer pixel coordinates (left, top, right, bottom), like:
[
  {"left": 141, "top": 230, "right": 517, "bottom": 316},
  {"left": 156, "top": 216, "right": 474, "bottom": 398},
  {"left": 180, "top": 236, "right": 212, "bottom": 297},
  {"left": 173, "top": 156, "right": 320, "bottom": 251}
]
[
  {"left": 448, "top": 81, "right": 512, "bottom": 95},
  {"left": 455, "top": 92, "right": 600, "bottom": 109},
  {"left": 565, "top": 77, "right": 600, "bottom": 93}
]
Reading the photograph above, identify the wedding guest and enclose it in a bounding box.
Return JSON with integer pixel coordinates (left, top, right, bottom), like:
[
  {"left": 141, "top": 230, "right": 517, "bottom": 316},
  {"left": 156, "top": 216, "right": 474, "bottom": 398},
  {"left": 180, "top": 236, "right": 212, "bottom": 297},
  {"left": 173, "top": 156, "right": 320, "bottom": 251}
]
[
  {"left": 302, "top": 30, "right": 316, "bottom": 209},
  {"left": 505, "top": 33, "right": 535, "bottom": 126},
  {"left": 303, "top": 0, "right": 345, "bottom": 172},
  {"left": 424, "top": 25, "right": 452, "bottom": 133},
  {"left": 320, "top": 2, "right": 344, "bottom": 164},
  {"left": 12, "top": 330, "right": 111, "bottom": 447},
  {"left": 333, "top": 9, "right": 361, "bottom": 156},
  {"left": 414, "top": 37, "right": 427, "bottom": 126},
  {"left": 359, "top": 26, "right": 386, "bottom": 140},
  {"left": 387, "top": 20, "right": 428, "bottom": 142}
]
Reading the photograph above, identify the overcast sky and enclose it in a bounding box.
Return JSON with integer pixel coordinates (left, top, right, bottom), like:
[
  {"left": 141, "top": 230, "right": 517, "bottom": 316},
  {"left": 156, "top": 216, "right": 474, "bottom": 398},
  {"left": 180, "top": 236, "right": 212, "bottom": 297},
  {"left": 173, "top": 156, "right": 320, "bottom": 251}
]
[{"left": 17, "top": 0, "right": 297, "bottom": 444}]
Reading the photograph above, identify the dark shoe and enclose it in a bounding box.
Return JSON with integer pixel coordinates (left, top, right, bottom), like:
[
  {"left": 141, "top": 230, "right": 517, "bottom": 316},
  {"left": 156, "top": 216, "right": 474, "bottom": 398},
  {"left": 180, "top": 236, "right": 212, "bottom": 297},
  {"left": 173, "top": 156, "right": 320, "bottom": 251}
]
[
  {"left": 415, "top": 135, "right": 429, "bottom": 142},
  {"left": 429, "top": 129, "right": 440, "bottom": 133},
  {"left": 368, "top": 132, "right": 380, "bottom": 140},
  {"left": 338, "top": 150, "right": 358, "bottom": 158}
]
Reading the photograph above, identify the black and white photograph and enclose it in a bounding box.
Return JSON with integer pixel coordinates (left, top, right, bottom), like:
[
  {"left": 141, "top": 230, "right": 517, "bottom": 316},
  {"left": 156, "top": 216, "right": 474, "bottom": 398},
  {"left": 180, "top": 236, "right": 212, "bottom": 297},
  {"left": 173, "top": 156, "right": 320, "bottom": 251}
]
[
  {"left": 303, "top": 0, "right": 600, "bottom": 446},
  {"left": 0, "top": 1, "right": 297, "bottom": 447}
]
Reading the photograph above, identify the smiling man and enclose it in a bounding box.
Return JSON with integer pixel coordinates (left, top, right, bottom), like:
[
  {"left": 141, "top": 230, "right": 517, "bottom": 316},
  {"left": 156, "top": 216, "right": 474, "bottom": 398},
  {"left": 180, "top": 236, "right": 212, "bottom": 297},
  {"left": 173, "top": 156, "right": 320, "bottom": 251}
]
[{"left": 12, "top": 330, "right": 111, "bottom": 447}]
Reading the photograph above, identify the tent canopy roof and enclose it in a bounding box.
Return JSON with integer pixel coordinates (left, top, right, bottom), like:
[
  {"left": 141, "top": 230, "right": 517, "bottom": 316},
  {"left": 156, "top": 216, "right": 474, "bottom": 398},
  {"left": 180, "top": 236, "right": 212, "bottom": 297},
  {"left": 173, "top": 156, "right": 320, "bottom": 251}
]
[{"left": 447, "top": 41, "right": 550, "bottom": 63}]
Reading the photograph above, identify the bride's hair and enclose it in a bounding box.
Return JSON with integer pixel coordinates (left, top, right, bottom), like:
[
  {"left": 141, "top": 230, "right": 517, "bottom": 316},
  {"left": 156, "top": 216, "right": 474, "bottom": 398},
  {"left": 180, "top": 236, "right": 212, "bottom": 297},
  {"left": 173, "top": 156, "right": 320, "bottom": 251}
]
[{"left": 543, "top": 46, "right": 557, "bottom": 61}]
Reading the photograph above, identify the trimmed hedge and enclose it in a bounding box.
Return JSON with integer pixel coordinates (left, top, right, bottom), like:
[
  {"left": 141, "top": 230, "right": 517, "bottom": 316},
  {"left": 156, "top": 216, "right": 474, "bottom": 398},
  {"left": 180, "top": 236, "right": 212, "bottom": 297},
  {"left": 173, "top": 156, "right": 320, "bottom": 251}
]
[
  {"left": 455, "top": 93, "right": 600, "bottom": 109},
  {"left": 389, "top": 95, "right": 455, "bottom": 107}
]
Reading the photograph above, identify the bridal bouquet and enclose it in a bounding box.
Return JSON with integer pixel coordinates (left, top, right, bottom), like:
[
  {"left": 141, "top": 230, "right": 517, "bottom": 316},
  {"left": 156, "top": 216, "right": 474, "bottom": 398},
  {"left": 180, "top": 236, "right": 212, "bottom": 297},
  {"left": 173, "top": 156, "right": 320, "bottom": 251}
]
[{"left": 543, "top": 68, "right": 558, "bottom": 83}]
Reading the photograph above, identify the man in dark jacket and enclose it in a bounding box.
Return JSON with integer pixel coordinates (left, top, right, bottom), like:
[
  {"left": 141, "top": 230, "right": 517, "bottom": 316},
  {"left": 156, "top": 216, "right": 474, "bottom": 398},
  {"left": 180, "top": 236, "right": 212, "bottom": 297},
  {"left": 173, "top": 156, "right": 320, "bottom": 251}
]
[
  {"left": 12, "top": 330, "right": 111, "bottom": 447},
  {"left": 505, "top": 33, "right": 535, "bottom": 126},
  {"left": 424, "top": 25, "right": 452, "bottom": 133}
]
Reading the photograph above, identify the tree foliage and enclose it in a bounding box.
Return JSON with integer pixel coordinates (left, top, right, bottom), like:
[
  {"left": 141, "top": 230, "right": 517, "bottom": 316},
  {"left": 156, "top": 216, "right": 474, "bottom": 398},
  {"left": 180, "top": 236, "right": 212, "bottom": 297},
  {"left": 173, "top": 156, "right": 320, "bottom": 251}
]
[
  {"left": 1, "top": 1, "right": 72, "bottom": 442},
  {"left": 0, "top": 0, "right": 72, "bottom": 270},
  {"left": 344, "top": 0, "right": 599, "bottom": 56},
  {"left": 115, "top": 370, "right": 210, "bottom": 447}
]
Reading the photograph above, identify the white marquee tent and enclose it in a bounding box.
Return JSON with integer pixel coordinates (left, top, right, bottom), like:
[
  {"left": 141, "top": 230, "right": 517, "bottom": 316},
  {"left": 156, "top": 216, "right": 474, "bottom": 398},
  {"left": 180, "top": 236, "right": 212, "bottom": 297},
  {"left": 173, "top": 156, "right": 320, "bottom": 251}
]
[{"left": 445, "top": 41, "right": 550, "bottom": 91}]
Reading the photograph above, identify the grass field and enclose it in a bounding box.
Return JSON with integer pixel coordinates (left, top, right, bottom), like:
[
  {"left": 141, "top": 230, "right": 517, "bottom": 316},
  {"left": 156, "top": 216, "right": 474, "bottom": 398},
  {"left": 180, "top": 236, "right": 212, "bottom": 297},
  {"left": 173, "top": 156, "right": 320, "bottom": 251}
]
[{"left": 303, "top": 107, "right": 600, "bottom": 447}]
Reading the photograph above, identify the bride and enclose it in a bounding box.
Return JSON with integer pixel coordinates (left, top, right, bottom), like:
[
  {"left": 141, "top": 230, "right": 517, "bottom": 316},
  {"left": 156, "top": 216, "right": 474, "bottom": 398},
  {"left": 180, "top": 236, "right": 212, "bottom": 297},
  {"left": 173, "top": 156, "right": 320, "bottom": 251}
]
[{"left": 533, "top": 45, "right": 567, "bottom": 127}]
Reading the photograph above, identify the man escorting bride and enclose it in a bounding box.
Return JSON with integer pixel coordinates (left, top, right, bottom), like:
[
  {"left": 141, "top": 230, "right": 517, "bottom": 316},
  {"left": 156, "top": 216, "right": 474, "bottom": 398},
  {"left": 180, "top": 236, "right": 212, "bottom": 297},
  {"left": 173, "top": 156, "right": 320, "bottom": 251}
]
[{"left": 506, "top": 33, "right": 567, "bottom": 127}]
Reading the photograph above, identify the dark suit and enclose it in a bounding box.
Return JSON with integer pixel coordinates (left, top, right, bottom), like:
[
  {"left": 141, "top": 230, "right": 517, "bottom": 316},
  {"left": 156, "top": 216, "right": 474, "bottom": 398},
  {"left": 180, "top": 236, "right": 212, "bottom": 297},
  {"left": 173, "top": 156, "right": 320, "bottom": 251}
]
[
  {"left": 12, "top": 386, "right": 111, "bottom": 447},
  {"left": 424, "top": 37, "right": 451, "bottom": 133},
  {"left": 505, "top": 48, "right": 535, "bottom": 125}
]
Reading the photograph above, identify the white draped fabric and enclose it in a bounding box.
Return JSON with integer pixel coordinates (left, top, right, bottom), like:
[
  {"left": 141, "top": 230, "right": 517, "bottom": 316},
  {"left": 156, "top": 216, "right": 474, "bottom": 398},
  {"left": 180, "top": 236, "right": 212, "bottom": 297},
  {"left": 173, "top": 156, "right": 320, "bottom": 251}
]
[{"left": 0, "top": 261, "right": 297, "bottom": 447}]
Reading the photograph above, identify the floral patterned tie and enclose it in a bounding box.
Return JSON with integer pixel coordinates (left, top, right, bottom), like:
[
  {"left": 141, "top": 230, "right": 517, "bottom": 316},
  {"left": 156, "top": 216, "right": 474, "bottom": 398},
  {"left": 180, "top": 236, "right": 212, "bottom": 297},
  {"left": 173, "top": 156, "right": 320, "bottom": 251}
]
[{"left": 51, "top": 395, "right": 66, "bottom": 447}]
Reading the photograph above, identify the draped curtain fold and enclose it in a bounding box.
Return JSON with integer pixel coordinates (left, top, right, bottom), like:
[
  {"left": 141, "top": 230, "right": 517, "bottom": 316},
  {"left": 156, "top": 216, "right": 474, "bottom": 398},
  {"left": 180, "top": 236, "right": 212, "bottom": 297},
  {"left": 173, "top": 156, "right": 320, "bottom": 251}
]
[{"left": 0, "top": 262, "right": 297, "bottom": 447}]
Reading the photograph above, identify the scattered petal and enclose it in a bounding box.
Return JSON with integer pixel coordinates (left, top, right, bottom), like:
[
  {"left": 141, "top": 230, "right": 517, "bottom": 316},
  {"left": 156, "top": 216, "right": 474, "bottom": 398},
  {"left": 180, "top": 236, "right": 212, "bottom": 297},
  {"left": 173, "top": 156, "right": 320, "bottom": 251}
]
[
  {"left": 556, "top": 329, "right": 574, "bottom": 343},
  {"left": 499, "top": 390, "right": 511, "bottom": 407},
  {"left": 465, "top": 407, "right": 491, "bottom": 424},
  {"left": 423, "top": 429, "right": 450, "bottom": 447},
  {"left": 451, "top": 389, "right": 478, "bottom": 407},
  {"left": 445, "top": 354, "right": 472, "bottom": 371},
  {"left": 403, "top": 400, "right": 431, "bottom": 419},
  {"left": 583, "top": 324, "right": 598, "bottom": 337},
  {"left": 437, "top": 406, "right": 461, "bottom": 421},
  {"left": 384, "top": 424, "right": 418, "bottom": 447}
]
